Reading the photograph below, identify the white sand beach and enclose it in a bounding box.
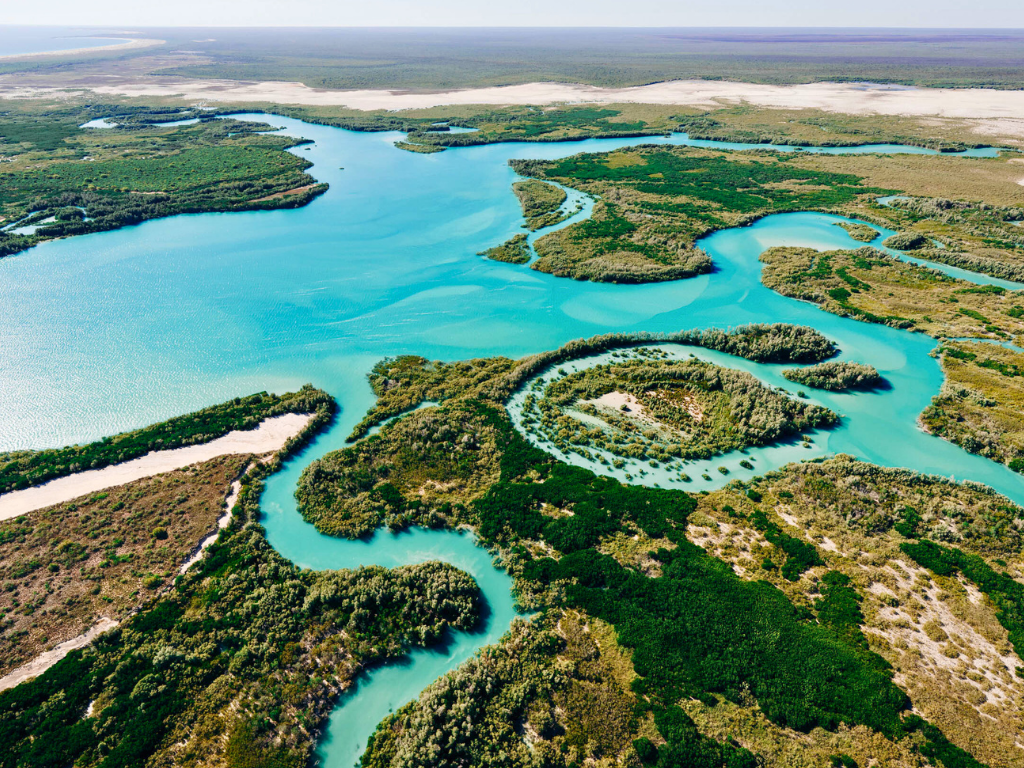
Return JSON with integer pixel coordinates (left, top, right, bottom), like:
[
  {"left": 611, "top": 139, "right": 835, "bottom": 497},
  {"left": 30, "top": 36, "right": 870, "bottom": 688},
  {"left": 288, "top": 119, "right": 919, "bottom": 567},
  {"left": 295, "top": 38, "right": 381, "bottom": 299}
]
[
  {"left": 0, "top": 37, "right": 163, "bottom": 61},
  {"left": 0, "top": 413, "right": 311, "bottom": 521}
]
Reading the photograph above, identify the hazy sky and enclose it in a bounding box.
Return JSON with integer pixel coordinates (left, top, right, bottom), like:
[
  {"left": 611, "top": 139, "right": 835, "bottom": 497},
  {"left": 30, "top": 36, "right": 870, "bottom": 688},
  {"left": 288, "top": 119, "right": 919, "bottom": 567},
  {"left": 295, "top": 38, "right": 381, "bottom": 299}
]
[{"left": 7, "top": 0, "right": 1024, "bottom": 29}]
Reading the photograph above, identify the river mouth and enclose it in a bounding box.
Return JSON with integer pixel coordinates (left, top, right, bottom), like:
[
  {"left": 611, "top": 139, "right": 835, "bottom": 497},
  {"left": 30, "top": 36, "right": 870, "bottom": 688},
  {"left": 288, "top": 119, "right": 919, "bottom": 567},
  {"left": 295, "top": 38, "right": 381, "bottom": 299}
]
[{"left": 2, "top": 113, "right": 1023, "bottom": 766}]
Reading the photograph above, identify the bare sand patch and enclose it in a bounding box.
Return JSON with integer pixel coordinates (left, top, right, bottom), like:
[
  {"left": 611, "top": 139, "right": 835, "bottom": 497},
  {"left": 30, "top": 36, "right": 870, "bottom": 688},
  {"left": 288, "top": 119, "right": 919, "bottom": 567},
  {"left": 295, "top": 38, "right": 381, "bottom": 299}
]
[
  {"left": 178, "top": 469, "right": 247, "bottom": 575},
  {"left": 0, "top": 618, "right": 117, "bottom": 692},
  {"left": 251, "top": 183, "right": 318, "bottom": 202},
  {"left": 0, "top": 413, "right": 311, "bottom": 521},
  {"left": 588, "top": 390, "right": 650, "bottom": 420},
  {"left": 9, "top": 77, "right": 1024, "bottom": 125},
  {"left": 867, "top": 561, "right": 1023, "bottom": 711}
]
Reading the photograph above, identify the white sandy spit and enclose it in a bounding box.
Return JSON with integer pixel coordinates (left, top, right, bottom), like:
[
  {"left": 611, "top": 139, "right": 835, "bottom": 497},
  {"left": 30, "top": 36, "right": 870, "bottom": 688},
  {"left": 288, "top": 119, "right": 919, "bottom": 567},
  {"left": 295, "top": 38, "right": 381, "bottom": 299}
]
[
  {"left": 0, "top": 413, "right": 311, "bottom": 521},
  {"left": 0, "top": 617, "right": 118, "bottom": 692},
  {"left": 0, "top": 37, "right": 163, "bottom": 62}
]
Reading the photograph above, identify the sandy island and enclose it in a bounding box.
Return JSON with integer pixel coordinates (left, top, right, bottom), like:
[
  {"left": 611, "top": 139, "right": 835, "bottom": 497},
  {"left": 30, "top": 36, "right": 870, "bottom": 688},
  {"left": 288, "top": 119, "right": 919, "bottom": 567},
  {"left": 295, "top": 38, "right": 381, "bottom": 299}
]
[
  {"left": 0, "top": 37, "right": 163, "bottom": 62},
  {"left": 0, "top": 412, "right": 311, "bottom": 521}
]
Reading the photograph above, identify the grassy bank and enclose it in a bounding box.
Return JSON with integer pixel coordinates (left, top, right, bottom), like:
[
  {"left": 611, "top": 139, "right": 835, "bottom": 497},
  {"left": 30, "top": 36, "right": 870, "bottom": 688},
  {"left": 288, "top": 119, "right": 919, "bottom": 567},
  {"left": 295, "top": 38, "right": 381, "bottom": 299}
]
[
  {"left": 921, "top": 341, "right": 1024, "bottom": 472},
  {"left": 0, "top": 454, "right": 249, "bottom": 677},
  {"left": 760, "top": 246, "right": 1024, "bottom": 340}
]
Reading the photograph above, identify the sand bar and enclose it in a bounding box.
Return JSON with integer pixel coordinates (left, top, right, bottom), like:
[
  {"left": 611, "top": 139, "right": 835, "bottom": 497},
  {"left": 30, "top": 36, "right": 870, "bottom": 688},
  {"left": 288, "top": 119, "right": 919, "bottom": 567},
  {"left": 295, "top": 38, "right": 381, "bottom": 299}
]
[
  {"left": 0, "top": 37, "right": 163, "bottom": 61},
  {"left": 0, "top": 413, "right": 311, "bottom": 521}
]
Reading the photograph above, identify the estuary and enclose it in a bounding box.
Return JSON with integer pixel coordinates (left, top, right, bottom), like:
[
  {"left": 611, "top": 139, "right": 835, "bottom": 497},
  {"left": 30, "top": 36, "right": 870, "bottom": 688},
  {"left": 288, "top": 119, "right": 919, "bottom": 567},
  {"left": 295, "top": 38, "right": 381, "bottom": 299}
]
[{"left": 0, "top": 114, "right": 1021, "bottom": 766}]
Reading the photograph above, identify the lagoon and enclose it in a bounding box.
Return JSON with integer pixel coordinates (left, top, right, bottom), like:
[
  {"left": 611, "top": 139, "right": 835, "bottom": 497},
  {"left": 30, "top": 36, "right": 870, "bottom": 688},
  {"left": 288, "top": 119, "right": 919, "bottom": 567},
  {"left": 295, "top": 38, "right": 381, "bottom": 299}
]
[{"left": 1, "top": 114, "right": 1022, "bottom": 766}]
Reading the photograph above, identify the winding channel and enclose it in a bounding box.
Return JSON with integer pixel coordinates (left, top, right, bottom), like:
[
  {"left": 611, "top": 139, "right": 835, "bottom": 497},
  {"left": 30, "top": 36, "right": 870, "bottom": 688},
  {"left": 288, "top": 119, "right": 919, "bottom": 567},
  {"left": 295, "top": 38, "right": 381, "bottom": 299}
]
[{"left": 0, "top": 115, "right": 1021, "bottom": 766}]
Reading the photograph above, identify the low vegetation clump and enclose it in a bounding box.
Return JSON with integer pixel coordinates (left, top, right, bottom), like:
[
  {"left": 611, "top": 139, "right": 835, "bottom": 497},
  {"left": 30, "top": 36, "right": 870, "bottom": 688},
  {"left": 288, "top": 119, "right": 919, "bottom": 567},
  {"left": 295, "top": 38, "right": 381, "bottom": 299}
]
[
  {"left": 520, "top": 354, "right": 837, "bottom": 463},
  {"left": 920, "top": 341, "right": 1024, "bottom": 470},
  {"left": 363, "top": 612, "right": 644, "bottom": 768},
  {"left": 297, "top": 401, "right": 503, "bottom": 538},
  {"left": 0, "top": 385, "right": 333, "bottom": 493},
  {"left": 760, "top": 245, "right": 1024, "bottom": 339},
  {"left": 883, "top": 231, "right": 930, "bottom": 250},
  {"left": 0, "top": 454, "right": 248, "bottom": 677},
  {"left": 0, "top": 109, "right": 326, "bottom": 258},
  {"left": 509, "top": 146, "right": 891, "bottom": 283},
  {"left": 0, "top": 414, "right": 481, "bottom": 768},
  {"left": 836, "top": 221, "right": 879, "bottom": 242},
  {"left": 479, "top": 233, "right": 531, "bottom": 264},
  {"left": 782, "top": 361, "right": 883, "bottom": 391},
  {"left": 512, "top": 179, "right": 567, "bottom": 229}
]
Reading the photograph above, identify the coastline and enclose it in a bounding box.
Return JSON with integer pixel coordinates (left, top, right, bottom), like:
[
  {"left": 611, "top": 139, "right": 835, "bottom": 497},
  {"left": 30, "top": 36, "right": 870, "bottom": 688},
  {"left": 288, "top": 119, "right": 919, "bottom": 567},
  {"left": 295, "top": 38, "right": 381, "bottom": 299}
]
[
  {"left": 0, "top": 36, "right": 163, "bottom": 61},
  {"left": 0, "top": 412, "right": 312, "bottom": 521}
]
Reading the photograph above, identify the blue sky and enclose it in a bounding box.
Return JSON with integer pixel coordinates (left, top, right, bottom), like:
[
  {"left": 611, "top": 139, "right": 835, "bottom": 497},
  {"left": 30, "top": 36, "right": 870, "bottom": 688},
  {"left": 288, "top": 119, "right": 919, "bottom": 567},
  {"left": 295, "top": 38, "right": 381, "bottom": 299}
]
[{"left": 7, "top": 0, "right": 1024, "bottom": 28}]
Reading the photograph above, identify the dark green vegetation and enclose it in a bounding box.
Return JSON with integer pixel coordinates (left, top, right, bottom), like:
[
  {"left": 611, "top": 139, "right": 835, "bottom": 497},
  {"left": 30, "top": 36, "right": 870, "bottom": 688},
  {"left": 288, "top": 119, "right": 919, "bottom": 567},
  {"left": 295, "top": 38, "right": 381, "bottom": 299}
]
[
  {"left": 760, "top": 246, "right": 1024, "bottom": 339},
  {"left": 921, "top": 341, "right": 1024, "bottom": 471},
  {"left": 521, "top": 353, "right": 837, "bottom": 464},
  {"left": 512, "top": 180, "right": 568, "bottom": 230},
  {"left": 291, "top": 340, "right": 992, "bottom": 768},
  {"left": 129, "top": 28, "right": 1024, "bottom": 90},
  {"left": 0, "top": 386, "right": 333, "bottom": 493},
  {"left": 0, "top": 107, "right": 325, "bottom": 258},
  {"left": 479, "top": 233, "right": 531, "bottom": 264},
  {"left": 0, "top": 407, "right": 481, "bottom": 768},
  {"left": 0, "top": 454, "right": 249, "bottom": 677},
  {"left": 781, "top": 361, "right": 883, "bottom": 391},
  {"left": 509, "top": 145, "right": 891, "bottom": 282},
  {"left": 347, "top": 324, "right": 836, "bottom": 440},
  {"left": 883, "top": 231, "right": 930, "bottom": 251}
]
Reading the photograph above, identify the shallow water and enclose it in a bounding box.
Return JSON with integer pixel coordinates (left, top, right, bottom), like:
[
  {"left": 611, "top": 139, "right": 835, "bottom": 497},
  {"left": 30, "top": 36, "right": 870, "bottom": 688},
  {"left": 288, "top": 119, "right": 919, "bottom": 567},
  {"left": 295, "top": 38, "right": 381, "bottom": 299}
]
[
  {"left": 1, "top": 114, "right": 1021, "bottom": 766},
  {"left": 0, "top": 26, "right": 124, "bottom": 57}
]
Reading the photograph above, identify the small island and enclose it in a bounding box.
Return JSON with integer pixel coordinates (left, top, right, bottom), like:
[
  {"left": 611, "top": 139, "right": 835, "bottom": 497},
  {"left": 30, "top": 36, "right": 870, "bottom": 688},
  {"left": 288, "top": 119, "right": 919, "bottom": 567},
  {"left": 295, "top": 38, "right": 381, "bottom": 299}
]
[
  {"left": 520, "top": 352, "right": 838, "bottom": 464},
  {"left": 782, "top": 361, "right": 883, "bottom": 391}
]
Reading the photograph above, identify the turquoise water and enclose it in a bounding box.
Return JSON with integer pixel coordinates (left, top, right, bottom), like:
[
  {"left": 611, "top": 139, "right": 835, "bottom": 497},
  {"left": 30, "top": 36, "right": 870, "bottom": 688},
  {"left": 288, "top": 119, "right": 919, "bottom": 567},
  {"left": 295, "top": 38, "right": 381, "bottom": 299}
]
[
  {"left": 0, "top": 26, "right": 125, "bottom": 57},
  {"left": 1, "top": 114, "right": 1022, "bottom": 766}
]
